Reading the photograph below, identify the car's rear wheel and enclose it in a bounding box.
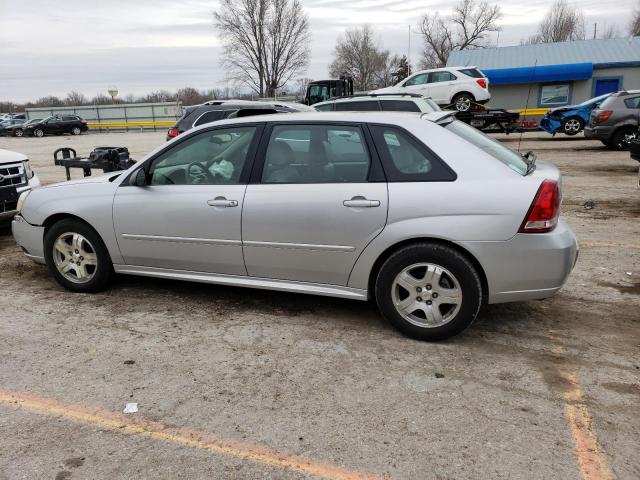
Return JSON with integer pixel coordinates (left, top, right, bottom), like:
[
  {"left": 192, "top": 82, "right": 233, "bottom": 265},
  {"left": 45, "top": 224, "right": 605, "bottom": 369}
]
[
  {"left": 452, "top": 93, "right": 474, "bottom": 112},
  {"left": 44, "top": 219, "right": 113, "bottom": 293},
  {"left": 71, "top": 127, "right": 81, "bottom": 135},
  {"left": 14, "top": 129, "right": 23, "bottom": 137},
  {"left": 34, "top": 128, "right": 44, "bottom": 137},
  {"left": 610, "top": 127, "right": 636, "bottom": 151},
  {"left": 562, "top": 117, "right": 584, "bottom": 136},
  {"left": 375, "top": 243, "right": 482, "bottom": 341}
]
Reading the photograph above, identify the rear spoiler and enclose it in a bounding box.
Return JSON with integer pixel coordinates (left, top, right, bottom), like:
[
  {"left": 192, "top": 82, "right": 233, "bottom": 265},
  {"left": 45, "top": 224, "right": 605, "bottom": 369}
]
[{"left": 420, "top": 111, "right": 457, "bottom": 124}]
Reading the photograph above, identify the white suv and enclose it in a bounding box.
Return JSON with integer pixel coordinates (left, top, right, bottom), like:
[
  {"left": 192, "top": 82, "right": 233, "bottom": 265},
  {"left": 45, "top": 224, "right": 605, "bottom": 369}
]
[{"left": 373, "top": 67, "right": 490, "bottom": 112}]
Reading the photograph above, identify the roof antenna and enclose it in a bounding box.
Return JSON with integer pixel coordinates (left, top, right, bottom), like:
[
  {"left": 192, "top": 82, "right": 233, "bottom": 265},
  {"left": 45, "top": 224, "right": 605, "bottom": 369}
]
[{"left": 518, "top": 58, "right": 538, "bottom": 153}]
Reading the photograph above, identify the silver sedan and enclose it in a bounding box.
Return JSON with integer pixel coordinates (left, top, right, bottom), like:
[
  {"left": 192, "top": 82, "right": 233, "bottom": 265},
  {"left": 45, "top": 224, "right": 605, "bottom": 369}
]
[{"left": 12, "top": 111, "right": 578, "bottom": 340}]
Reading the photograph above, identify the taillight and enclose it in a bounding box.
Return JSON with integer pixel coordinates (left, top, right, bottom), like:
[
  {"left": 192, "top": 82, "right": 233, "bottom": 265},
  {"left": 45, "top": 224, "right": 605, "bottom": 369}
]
[
  {"left": 476, "top": 78, "right": 487, "bottom": 88},
  {"left": 519, "top": 180, "right": 560, "bottom": 233},
  {"left": 167, "top": 127, "right": 179, "bottom": 138},
  {"left": 595, "top": 110, "right": 613, "bottom": 124}
]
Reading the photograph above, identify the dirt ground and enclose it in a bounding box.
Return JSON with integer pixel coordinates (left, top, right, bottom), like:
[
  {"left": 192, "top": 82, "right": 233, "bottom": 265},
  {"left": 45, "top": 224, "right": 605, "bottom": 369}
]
[{"left": 0, "top": 130, "right": 638, "bottom": 480}]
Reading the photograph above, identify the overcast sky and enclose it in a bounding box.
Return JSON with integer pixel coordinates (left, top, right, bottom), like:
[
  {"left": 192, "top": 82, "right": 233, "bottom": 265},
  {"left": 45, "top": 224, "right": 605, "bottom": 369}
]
[{"left": 0, "top": 0, "right": 635, "bottom": 102}]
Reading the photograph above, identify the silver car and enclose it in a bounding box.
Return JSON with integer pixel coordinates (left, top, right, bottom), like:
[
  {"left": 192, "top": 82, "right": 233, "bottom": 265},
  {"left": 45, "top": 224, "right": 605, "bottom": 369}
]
[{"left": 12, "top": 112, "right": 578, "bottom": 340}]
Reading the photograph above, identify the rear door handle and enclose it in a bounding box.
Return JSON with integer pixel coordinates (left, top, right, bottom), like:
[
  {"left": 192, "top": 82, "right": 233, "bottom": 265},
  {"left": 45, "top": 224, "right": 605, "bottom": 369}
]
[
  {"left": 343, "top": 198, "right": 380, "bottom": 208},
  {"left": 207, "top": 197, "right": 238, "bottom": 207}
]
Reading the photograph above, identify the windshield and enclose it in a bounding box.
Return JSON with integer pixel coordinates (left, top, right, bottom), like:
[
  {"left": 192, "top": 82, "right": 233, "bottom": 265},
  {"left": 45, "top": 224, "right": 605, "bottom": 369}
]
[
  {"left": 26, "top": 118, "right": 42, "bottom": 125},
  {"left": 578, "top": 94, "right": 610, "bottom": 108},
  {"left": 444, "top": 120, "right": 528, "bottom": 175}
]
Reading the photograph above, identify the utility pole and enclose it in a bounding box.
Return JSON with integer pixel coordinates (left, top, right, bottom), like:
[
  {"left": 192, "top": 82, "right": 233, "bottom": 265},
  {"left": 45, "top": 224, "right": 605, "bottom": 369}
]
[
  {"left": 593, "top": 23, "right": 597, "bottom": 39},
  {"left": 408, "top": 24, "right": 411, "bottom": 76}
]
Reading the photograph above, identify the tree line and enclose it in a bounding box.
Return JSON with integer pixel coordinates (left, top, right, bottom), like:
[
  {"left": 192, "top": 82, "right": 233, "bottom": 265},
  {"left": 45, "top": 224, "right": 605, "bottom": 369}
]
[{"left": 3, "top": 0, "right": 640, "bottom": 109}]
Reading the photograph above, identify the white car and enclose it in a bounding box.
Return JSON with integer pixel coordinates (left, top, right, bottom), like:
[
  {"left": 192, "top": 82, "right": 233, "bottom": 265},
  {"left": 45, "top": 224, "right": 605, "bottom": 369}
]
[
  {"left": 0, "top": 149, "right": 40, "bottom": 222},
  {"left": 373, "top": 67, "right": 491, "bottom": 112}
]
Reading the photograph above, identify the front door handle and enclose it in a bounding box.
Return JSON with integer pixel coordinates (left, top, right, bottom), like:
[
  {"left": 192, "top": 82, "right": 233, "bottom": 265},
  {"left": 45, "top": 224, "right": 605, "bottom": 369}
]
[
  {"left": 207, "top": 197, "right": 238, "bottom": 207},
  {"left": 343, "top": 197, "right": 380, "bottom": 208}
]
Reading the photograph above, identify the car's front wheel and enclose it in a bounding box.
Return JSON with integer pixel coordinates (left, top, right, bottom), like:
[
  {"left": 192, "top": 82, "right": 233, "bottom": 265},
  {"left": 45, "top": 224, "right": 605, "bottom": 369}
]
[
  {"left": 33, "top": 128, "right": 45, "bottom": 137},
  {"left": 375, "top": 243, "right": 482, "bottom": 341},
  {"left": 562, "top": 117, "right": 584, "bottom": 136},
  {"left": 44, "top": 219, "right": 113, "bottom": 292},
  {"left": 14, "top": 129, "right": 24, "bottom": 137}
]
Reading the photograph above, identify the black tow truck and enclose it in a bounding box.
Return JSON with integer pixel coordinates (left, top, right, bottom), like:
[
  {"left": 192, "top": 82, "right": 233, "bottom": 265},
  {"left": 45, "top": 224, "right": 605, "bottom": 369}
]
[{"left": 302, "top": 77, "right": 520, "bottom": 134}]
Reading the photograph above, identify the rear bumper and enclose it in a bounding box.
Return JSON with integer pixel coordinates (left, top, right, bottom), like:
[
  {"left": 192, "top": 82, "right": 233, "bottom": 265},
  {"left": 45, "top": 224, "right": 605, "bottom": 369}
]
[
  {"left": 461, "top": 219, "right": 579, "bottom": 304},
  {"left": 584, "top": 126, "right": 613, "bottom": 141},
  {"left": 11, "top": 214, "right": 45, "bottom": 263}
]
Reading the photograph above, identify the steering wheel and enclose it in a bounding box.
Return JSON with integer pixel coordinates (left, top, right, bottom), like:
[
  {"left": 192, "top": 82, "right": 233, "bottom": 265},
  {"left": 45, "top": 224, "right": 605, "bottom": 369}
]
[{"left": 187, "top": 162, "right": 216, "bottom": 184}]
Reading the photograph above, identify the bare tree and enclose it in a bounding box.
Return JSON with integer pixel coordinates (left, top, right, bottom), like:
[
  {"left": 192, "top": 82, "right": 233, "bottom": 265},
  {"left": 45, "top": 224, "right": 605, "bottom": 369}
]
[
  {"left": 374, "top": 53, "right": 402, "bottom": 88},
  {"left": 631, "top": 2, "right": 640, "bottom": 36},
  {"left": 65, "top": 91, "right": 87, "bottom": 106},
  {"left": 214, "top": 0, "right": 310, "bottom": 97},
  {"left": 418, "top": 0, "right": 501, "bottom": 69},
  {"left": 294, "top": 77, "right": 313, "bottom": 97},
  {"left": 329, "top": 25, "right": 391, "bottom": 91},
  {"left": 526, "top": 0, "right": 585, "bottom": 44}
]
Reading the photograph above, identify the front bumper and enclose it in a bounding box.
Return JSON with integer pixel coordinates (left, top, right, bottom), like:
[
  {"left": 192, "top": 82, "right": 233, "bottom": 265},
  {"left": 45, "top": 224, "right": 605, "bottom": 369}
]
[
  {"left": 584, "top": 126, "right": 613, "bottom": 141},
  {"left": 461, "top": 219, "right": 579, "bottom": 304},
  {"left": 539, "top": 116, "right": 561, "bottom": 134},
  {"left": 11, "top": 214, "right": 46, "bottom": 264},
  {"left": 0, "top": 174, "right": 41, "bottom": 222}
]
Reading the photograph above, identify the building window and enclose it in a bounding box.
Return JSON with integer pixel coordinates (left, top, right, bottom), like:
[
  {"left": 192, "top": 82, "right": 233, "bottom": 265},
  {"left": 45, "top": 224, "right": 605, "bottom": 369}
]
[{"left": 539, "top": 84, "right": 571, "bottom": 107}]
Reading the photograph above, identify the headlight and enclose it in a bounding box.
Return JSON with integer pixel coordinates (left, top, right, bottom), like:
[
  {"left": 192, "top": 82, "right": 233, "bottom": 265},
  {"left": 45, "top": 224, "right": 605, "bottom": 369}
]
[
  {"left": 17, "top": 189, "right": 31, "bottom": 212},
  {"left": 22, "top": 160, "right": 33, "bottom": 179}
]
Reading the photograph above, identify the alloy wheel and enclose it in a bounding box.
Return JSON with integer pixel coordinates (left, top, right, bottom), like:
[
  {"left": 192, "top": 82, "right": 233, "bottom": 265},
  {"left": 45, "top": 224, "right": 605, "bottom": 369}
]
[
  {"left": 52, "top": 232, "right": 98, "bottom": 284},
  {"left": 564, "top": 119, "right": 581, "bottom": 133},
  {"left": 455, "top": 97, "right": 471, "bottom": 112},
  {"left": 391, "top": 263, "right": 462, "bottom": 328}
]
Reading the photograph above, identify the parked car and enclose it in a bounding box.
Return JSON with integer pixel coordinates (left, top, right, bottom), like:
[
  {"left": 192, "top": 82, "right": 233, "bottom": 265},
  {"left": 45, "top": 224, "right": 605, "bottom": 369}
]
[
  {"left": 0, "top": 149, "right": 41, "bottom": 223},
  {"left": 166, "top": 100, "right": 313, "bottom": 141},
  {"left": 1, "top": 113, "right": 26, "bottom": 121},
  {"left": 372, "top": 66, "right": 491, "bottom": 112},
  {"left": 4, "top": 118, "right": 43, "bottom": 137},
  {"left": 313, "top": 93, "right": 440, "bottom": 113},
  {"left": 0, "top": 118, "right": 27, "bottom": 136},
  {"left": 584, "top": 90, "right": 640, "bottom": 150},
  {"left": 23, "top": 115, "right": 88, "bottom": 137},
  {"left": 540, "top": 93, "right": 611, "bottom": 136},
  {"left": 12, "top": 111, "right": 577, "bottom": 341}
]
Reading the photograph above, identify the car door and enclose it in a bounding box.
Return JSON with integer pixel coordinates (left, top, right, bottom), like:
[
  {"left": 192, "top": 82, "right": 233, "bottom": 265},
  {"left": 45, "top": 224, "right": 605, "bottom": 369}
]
[
  {"left": 44, "top": 117, "right": 62, "bottom": 135},
  {"left": 242, "top": 122, "right": 388, "bottom": 286},
  {"left": 427, "top": 71, "right": 457, "bottom": 104},
  {"left": 401, "top": 73, "right": 431, "bottom": 96},
  {"left": 112, "top": 124, "right": 262, "bottom": 274}
]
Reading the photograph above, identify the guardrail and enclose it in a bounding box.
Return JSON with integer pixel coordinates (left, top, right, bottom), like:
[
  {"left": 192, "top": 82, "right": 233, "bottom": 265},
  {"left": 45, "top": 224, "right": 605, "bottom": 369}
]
[
  {"left": 87, "top": 121, "right": 174, "bottom": 128},
  {"left": 513, "top": 108, "right": 550, "bottom": 116}
]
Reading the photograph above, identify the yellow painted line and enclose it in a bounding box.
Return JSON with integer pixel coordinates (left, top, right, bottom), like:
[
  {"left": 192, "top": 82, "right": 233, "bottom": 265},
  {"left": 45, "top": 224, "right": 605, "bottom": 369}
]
[
  {"left": 0, "top": 389, "right": 382, "bottom": 480},
  {"left": 547, "top": 331, "right": 613, "bottom": 480},
  {"left": 512, "top": 108, "right": 549, "bottom": 116},
  {"left": 580, "top": 241, "right": 640, "bottom": 250}
]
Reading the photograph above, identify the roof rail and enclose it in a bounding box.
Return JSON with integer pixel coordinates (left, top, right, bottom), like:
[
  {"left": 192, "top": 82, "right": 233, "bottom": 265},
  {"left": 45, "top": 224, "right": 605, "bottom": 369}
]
[{"left": 327, "top": 92, "right": 427, "bottom": 101}]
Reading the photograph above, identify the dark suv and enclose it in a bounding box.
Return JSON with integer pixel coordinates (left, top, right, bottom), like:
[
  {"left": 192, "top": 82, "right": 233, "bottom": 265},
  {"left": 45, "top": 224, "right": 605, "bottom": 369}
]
[
  {"left": 167, "top": 100, "right": 310, "bottom": 140},
  {"left": 584, "top": 90, "right": 640, "bottom": 150},
  {"left": 23, "top": 115, "right": 89, "bottom": 137}
]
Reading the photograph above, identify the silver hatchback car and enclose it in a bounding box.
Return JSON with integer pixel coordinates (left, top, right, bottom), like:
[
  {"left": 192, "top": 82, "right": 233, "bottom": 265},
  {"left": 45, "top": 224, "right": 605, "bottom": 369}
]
[{"left": 12, "top": 111, "right": 578, "bottom": 340}]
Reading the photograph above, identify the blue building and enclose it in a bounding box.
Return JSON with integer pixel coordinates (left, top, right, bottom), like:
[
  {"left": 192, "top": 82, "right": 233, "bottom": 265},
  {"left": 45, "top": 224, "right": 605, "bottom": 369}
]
[{"left": 447, "top": 37, "right": 640, "bottom": 112}]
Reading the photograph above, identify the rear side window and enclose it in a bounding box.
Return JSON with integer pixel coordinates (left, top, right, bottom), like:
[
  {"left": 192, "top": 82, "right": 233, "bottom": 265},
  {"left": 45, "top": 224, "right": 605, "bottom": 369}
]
[
  {"left": 62, "top": 116, "right": 77, "bottom": 121},
  {"left": 429, "top": 71, "right": 456, "bottom": 82},
  {"left": 335, "top": 101, "right": 380, "bottom": 112},
  {"left": 193, "top": 110, "right": 227, "bottom": 127},
  {"left": 380, "top": 100, "right": 421, "bottom": 112},
  {"left": 624, "top": 96, "right": 640, "bottom": 109},
  {"left": 262, "top": 124, "right": 370, "bottom": 183},
  {"left": 458, "top": 68, "right": 483, "bottom": 78},
  {"left": 314, "top": 103, "right": 334, "bottom": 112},
  {"left": 444, "top": 120, "right": 528, "bottom": 175},
  {"left": 370, "top": 126, "right": 456, "bottom": 182}
]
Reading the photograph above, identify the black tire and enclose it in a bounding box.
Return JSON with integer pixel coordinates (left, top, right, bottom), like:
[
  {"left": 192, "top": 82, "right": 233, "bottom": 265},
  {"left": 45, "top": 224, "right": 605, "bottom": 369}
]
[
  {"left": 71, "top": 127, "right": 81, "bottom": 135},
  {"left": 375, "top": 242, "right": 482, "bottom": 341},
  {"left": 34, "top": 128, "right": 44, "bottom": 137},
  {"left": 44, "top": 218, "right": 113, "bottom": 293},
  {"left": 452, "top": 93, "right": 475, "bottom": 112},
  {"left": 610, "top": 128, "right": 636, "bottom": 151},
  {"left": 561, "top": 116, "right": 584, "bottom": 136}
]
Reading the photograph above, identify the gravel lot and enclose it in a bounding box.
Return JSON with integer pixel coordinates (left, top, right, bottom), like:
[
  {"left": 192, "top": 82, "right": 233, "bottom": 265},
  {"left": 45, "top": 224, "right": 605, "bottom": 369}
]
[{"left": 0, "top": 130, "right": 638, "bottom": 480}]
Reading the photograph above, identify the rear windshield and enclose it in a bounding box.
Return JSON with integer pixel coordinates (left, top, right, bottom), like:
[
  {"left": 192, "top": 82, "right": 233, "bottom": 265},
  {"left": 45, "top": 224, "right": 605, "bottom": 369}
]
[
  {"left": 458, "top": 68, "right": 484, "bottom": 78},
  {"left": 444, "top": 120, "right": 528, "bottom": 175}
]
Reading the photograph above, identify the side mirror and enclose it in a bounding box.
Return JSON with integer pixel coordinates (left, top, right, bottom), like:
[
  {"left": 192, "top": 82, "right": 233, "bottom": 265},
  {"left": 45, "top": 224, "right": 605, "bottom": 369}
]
[{"left": 132, "top": 168, "right": 148, "bottom": 186}]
